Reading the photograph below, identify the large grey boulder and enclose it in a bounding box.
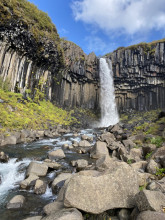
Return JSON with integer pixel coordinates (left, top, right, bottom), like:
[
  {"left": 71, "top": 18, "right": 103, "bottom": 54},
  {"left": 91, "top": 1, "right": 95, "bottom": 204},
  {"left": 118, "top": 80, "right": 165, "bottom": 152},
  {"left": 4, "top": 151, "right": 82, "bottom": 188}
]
[
  {"left": 52, "top": 173, "right": 72, "bottom": 193},
  {"left": 90, "top": 141, "right": 109, "bottom": 159},
  {"left": 122, "top": 139, "right": 136, "bottom": 149},
  {"left": 100, "top": 132, "right": 115, "bottom": 145},
  {"left": 48, "top": 149, "right": 65, "bottom": 160},
  {"left": 135, "top": 190, "right": 165, "bottom": 212},
  {"left": 27, "top": 162, "right": 48, "bottom": 177},
  {"left": 63, "top": 162, "right": 139, "bottom": 214},
  {"left": 42, "top": 208, "right": 83, "bottom": 220},
  {"left": 136, "top": 211, "right": 165, "bottom": 220},
  {"left": 7, "top": 195, "right": 25, "bottom": 209},
  {"left": 43, "top": 201, "right": 64, "bottom": 215}
]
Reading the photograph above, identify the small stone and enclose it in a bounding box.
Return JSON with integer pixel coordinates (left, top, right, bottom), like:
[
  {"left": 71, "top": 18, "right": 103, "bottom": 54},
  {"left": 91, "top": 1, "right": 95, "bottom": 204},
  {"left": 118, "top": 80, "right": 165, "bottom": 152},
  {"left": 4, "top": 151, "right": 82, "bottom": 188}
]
[{"left": 7, "top": 195, "right": 25, "bottom": 209}]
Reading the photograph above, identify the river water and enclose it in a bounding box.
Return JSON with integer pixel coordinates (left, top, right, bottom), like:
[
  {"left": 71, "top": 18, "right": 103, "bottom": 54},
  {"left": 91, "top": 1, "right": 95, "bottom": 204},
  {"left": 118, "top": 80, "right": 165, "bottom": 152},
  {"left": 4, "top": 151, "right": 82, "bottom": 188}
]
[{"left": 0, "top": 128, "right": 98, "bottom": 220}]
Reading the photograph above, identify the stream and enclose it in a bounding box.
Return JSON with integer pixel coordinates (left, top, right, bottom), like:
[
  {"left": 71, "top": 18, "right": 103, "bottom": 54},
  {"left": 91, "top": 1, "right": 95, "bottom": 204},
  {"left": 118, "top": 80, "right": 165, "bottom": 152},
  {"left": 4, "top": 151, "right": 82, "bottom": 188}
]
[{"left": 0, "top": 128, "right": 99, "bottom": 220}]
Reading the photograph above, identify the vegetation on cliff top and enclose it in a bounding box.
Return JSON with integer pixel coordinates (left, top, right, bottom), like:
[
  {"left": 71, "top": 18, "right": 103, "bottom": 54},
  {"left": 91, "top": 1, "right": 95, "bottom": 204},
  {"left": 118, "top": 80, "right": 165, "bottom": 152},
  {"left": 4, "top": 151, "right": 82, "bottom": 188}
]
[
  {"left": 105, "top": 38, "right": 165, "bottom": 57},
  {"left": 0, "top": 0, "right": 59, "bottom": 42}
]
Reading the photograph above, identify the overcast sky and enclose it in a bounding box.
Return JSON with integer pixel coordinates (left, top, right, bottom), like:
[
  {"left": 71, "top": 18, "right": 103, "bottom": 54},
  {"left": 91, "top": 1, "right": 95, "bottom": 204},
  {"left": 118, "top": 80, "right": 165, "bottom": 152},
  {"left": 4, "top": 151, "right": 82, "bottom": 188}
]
[{"left": 29, "top": 0, "right": 165, "bottom": 56}]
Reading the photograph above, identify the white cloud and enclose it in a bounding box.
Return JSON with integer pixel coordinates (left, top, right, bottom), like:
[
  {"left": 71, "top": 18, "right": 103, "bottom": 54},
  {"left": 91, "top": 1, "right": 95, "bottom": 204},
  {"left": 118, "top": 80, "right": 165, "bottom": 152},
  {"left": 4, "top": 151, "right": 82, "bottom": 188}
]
[
  {"left": 84, "top": 36, "right": 116, "bottom": 54},
  {"left": 71, "top": 0, "right": 165, "bottom": 35}
]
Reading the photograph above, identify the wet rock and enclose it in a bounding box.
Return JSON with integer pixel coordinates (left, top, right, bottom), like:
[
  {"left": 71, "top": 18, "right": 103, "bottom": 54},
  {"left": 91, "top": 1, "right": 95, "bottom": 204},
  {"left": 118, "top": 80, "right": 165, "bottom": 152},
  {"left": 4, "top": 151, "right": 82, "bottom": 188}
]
[
  {"left": 71, "top": 159, "right": 88, "bottom": 170},
  {"left": 48, "top": 149, "right": 65, "bottom": 160},
  {"left": 7, "top": 195, "right": 25, "bottom": 209},
  {"left": 0, "top": 151, "right": 9, "bottom": 163},
  {"left": 52, "top": 173, "right": 72, "bottom": 193},
  {"left": 42, "top": 208, "right": 83, "bottom": 220},
  {"left": 63, "top": 162, "right": 139, "bottom": 214},
  {"left": 62, "top": 144, "right": 69, "bottom": 150},
  {"left": 36, "top": 130, "right": 45, "bottom": 138},
  {"left": 20, "top": 174, "right": 39, "bottom": 189},
  {"left": 135, "top": 190, "right": 165, "bottom": 212},
  {"left": 81, "top": 135, "right": 93, "bottom": 142},
  {"left": 34, "top": 179, "right": 47, "bottom": 195},
  {"left": 146, "top": 159, "right": 161, "bottom": 175},
  {"left": 43, "top": 201, "right": 64, "bottom": 215},
  {"left": 72, "top": 141, "right": 79, "bottom": 147},
  {"left": 90, "top": 141, "right": 109, "bottom": 159},
  {"left": 5, "top": 135, "right": 17, "bottom": 145},
  {"left": 27, "top": 162, "right": 48, "bottom": 177},
  {"left": 44, "top": 130, "right": 53, "bottom": 138},
  {"left": 136, "top": 211, "right": 165, "bottom": 220},
  {"left": 78, "top": 140, "right": 91, "bottom": 148},
  {"left": 44, "top": 159, "right": 61, "bottom": 170}
]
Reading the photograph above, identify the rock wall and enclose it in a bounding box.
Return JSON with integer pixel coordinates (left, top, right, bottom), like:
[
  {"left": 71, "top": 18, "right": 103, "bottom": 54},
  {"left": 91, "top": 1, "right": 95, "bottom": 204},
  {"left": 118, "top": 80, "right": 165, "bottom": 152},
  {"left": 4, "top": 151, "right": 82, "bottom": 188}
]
[
  {"left": 0, "top": 20, "right": 99, "bottom": 110},
  {"left": 109, "top": 43, "right": 165, "bottom": 111},
  {"left": 53, "top": 40, "right": 99, "bottom": 109}
]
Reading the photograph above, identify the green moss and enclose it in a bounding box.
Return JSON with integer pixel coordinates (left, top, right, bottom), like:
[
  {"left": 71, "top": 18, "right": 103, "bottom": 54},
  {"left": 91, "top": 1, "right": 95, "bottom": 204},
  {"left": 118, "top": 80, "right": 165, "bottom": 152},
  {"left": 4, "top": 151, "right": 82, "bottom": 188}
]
[
  {"left": 156, "top": 168, "right": 165, "bottom": 178},
  {"left": 0, "top": 89, "right": 78, "bottom": 132},
  {"left": 145, "top": 152, "right": 153, "bottom": 160}
]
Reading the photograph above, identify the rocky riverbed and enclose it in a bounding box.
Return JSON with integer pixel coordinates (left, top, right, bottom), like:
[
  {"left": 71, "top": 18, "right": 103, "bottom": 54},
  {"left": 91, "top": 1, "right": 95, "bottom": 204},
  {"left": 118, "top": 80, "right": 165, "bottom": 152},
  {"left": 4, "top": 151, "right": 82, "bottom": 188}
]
[{"left": 0, "top": 120, "right": 165, "bottom": 220}]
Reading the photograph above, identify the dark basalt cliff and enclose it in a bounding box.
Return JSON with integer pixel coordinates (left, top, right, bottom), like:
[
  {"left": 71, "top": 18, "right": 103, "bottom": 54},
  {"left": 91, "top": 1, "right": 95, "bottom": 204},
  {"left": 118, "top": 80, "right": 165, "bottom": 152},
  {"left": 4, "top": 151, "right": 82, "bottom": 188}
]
[
  {"left": 0, "top": 0, "right": 99, "bottom": 109},
  {"left": 54, "top": 40, "right": 99, "bottom": 109},
  {"left": 108, "top": 43, "right": 165, "bottom": 111},
  {"left": 0, "top": 0, "right": 165, "bottom": 113}
]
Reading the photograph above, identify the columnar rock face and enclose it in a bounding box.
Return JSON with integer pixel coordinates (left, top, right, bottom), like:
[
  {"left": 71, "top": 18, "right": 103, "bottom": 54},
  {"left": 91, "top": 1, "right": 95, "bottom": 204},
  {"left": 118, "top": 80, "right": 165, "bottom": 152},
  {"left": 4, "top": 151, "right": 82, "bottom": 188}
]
[
  {"left": 108, "top": 44, "right": 165, "bottom": 111},
  {"left": 0, "top": 21, "right": 99, "bottom": 109},
  {"left": 53, "top": 40, "right": 100, "bottom": 109}
]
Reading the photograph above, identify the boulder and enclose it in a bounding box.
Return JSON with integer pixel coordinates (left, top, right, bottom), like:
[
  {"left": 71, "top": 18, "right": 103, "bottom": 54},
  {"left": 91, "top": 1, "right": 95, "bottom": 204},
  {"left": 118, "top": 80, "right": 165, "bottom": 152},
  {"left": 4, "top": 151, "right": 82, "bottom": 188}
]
[
  {"left": 137, "top": 173, "right": 152, "bottom": 186},
  {"left": 34, "top": 179, "right": 47, "bottom": 194},
  {"left": 71, "top": 159, "right": 88, "bottom": 170},
  {"left": 122, "top": 139, "right": 136, "bottom": 150},
  {"left": 78, "top": 140, "right": 91, "bottom": 148},
  {"left": 95, "top": 155, "right": 115, "bottom": 170},
  {"left": 7, "top": 195, "right": 25, "bottom": 209},
  {"left": 108, "top": 141, "right": 124, "bottom": 151},
  {"left": 136, "top": 211, "right": 165, "bottom": 220},
  {"left": 27, "top": 162, "right": 48, "bottom": 177},
  {"left": 0, "top": 151, "right": 9, "bottom": 163},
  {"left": 44, "top": 159, "right": 61, "bottom": 170},
  {"left": 146, "top": 159, "right": 161, "bottom": 175},
  {"left": 90, "top": 141, "right": 109, "bottom": 159},
  {"left": 63, "top": 162, "right": 139, "bottom": 214},
  {"left": 129, "top": 148, "right": 143, "bottom": 161},
  {"left": 100, "top": 132, "right": 115, "bottom": 145},
  {"left": 131, "top": 161, "right": 148, "bottom": 171},
  {"left": 147, "top": 177, "right": 165, "bottom": 193},
  {"left": 142, "top": 144, "right": 156, "bottom": 157},
  {"left": 20, "top": 174, "right": 39, "bottom": 189},
  {"left": 48, "top": 149, "right": 65, "bottom": 160},
  {"left": 52, "top": 173, "right": 72, "bottom": 193},
  {"left": 135, "top": 190, "right": 165, "bottom": 212},
  {"left": 43, "top": 201, "right": 64, "bottom": 215},
  {"left": 81, "top": 135, "right": 93, "bottom": 142},
  {"left": 42, "top": 208, "right": 83, "bottom": 220}
]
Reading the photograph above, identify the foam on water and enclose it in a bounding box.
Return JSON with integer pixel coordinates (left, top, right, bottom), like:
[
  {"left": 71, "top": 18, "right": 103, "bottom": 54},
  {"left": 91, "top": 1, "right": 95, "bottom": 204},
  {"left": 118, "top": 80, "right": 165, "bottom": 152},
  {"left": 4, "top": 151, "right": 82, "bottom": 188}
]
[{"left": 0, "top": 158, "right": 31, "bottom": 204}]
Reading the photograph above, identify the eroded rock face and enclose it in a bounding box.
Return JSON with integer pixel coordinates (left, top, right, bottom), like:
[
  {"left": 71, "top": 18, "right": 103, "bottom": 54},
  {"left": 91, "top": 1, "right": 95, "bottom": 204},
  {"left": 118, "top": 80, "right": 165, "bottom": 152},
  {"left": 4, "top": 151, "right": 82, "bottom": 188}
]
[
  {"left": 63, "top": 163, "right": 139, "bottom": 214},
  {"left": 108, "top": 44, "right": 165, "bottom": 111}
]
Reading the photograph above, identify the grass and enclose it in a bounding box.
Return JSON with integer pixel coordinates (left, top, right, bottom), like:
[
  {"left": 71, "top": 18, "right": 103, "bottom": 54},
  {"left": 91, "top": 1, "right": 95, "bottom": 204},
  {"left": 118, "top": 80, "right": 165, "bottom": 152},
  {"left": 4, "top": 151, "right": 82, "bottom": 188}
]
[{"left": 0, "top": 89, "right": 78, "bottom": 132}]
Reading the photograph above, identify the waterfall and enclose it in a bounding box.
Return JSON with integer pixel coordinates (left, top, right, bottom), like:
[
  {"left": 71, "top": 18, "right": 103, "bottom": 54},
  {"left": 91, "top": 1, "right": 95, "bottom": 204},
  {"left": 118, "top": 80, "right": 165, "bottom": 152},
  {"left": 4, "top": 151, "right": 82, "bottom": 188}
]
[{"left": 98, "top": 58, "right": 119, "bottom": 127}]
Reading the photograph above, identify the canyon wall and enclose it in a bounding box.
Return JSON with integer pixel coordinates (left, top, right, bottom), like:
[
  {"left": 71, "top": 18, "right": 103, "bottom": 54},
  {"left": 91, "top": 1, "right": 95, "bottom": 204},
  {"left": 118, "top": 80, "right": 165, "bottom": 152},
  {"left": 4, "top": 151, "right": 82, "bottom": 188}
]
[
  {"left": 108, "top": 43, "right": 165, "bottom": 112},
  {"left": 0, "top": 21, "right": 99, "bottom": 109}
]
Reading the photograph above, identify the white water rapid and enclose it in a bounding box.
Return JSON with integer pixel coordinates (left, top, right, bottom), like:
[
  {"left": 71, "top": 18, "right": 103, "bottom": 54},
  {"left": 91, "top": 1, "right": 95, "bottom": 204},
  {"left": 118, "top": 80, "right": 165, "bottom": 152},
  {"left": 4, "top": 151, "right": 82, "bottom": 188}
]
[{"left": 98, "top": 58, "right": 119, "bottom": 127}]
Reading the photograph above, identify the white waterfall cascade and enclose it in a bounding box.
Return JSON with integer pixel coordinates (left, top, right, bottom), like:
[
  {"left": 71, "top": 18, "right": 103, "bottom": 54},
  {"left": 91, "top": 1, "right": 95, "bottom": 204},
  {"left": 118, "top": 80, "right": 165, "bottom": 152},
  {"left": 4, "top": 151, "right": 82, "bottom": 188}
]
[{"left": 98, "top": 58, "right": 119, "bottom": 127}]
